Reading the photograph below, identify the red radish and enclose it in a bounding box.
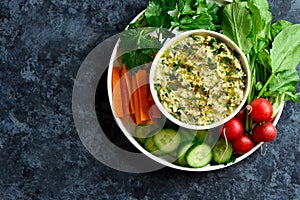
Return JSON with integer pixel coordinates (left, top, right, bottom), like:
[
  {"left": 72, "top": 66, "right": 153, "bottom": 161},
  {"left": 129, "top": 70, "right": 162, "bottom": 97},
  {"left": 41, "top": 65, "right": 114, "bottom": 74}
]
[
  {"left": 246, "top": 98, "right": 273, "bottom": 122},
  {"left": 235, "top": 109, "right": 246, "bottom": 124},
  {"left": 232, "top": 135, "right": 254, "bottom": 154},
  {"left": 252, "top": 122, "right": 277, "bottom": 142},
  {"left": 221, "top": 117, "right": 244, "bottom": 141}
]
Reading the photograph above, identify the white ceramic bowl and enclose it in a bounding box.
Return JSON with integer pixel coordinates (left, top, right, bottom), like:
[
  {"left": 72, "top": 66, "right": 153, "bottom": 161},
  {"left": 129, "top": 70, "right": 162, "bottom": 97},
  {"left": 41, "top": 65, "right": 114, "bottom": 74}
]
[{"left": 149, "top": 30, "right": 251, "bottom": 130}]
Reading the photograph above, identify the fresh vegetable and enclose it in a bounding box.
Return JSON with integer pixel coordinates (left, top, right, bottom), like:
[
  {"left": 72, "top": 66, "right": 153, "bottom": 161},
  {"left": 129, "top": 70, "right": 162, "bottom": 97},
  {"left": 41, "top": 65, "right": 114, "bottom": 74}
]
[
  {"left": 252, "top": 122, "right": 277, "bottom": 142},
  {"left": 144, "top": 137, "right": 161, "bottom": 155},
  {"left": 120, "top": 0, "right": 222, "bottom": 72},
  {"left": 111, "top": 0, "right": 300, "bottom": 168},
  {"left": 235, "top": 109, "right": 246, "bottom": 124},
  {"left": 177, "top": 142, "right": 194, "bottom": 166},
  {"left": 134, "top": 124, "right": 160, "bottom": 143},
  {"left": 153, "top": 129, "right": 181, "bottom": 153},
  {"left": 232, "top": 135, "right": 254, "bottom": 154},
  {"left": 194, "top": 130, "right": 208, "bottom": 143},
  {"left": 122, "top": 65, "right": 135, "bottom": 114},
  {"left": 136, "top": 69, "right": 151, "bottom": 121},
  {"left": 220, "top": 0, "right": 300, "bottom": 132},
  {"left": 185, "top": 143, "right": 212, "bottom": 168},
  {"left": 212, "top": 138, "right": 233, "bottom": 164},
  {"left": 131, "top": 74, "right": 142, "bottom": 124},
  {"left": 112, "top": 65, "right": 161, "bottom": 125},
  {"left": 246, "top": 98, "right": 273, "bottom": 122},
  {"left": 221, "top": 118, "right": 244, "bottom": 141},
  {"left": 178, "top": 128, "right": 197, "bottom": 143},
  {"left": 112, "top": 67, "right": 124, "bottom": 117}
]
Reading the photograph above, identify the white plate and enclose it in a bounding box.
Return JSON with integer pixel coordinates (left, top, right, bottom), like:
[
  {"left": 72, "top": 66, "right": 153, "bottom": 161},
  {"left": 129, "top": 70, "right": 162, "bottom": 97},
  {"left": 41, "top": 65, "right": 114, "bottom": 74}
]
[{"left": 107, "top": 5, "right": 284, "bottom": 172}]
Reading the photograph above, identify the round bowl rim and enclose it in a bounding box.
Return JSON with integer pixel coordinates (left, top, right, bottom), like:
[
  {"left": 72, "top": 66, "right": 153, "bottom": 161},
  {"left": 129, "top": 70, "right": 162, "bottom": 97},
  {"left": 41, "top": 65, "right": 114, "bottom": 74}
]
[{"left": 149, "top": 29, "right": 251, "bottom": 130}]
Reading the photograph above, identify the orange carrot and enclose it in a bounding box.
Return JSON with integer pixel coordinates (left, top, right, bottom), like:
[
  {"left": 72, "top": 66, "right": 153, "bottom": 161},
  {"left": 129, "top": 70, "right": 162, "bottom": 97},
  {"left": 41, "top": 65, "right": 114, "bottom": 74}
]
[
  {"left": 122, "top": 64, "right": 135, "bottom": 114},
  {"left": 120, "top": 71, "right": 130, "bottom": 116},
  {"left": 112, "top": 67, "right": 124, "bottom": 117},
  {"left": 112, "top": 67, "right": 120, "bottom": 92},
  {"left": 136, "top": 70, "right": 150, "bottom": 122},
  {"left": 131, "top": 75, "right": 142, "bottom": 125}
]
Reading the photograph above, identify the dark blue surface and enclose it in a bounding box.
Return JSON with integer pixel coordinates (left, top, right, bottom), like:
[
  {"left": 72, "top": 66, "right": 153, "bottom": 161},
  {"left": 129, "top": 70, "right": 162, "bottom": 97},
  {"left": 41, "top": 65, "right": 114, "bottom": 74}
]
[{"left": 1, "top": 0, "right": 300, "bottom": 199}]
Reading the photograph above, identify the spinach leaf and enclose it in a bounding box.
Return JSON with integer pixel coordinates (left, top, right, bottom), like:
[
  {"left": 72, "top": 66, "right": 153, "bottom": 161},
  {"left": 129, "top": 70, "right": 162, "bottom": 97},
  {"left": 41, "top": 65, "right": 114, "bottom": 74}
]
[
  {"left": 257, "top": 24, "right": 300, "bottom": 99},
  {"left": 266, "top": 69, "right": 300, "bottom": 99},
  {"left": 271, "top": 20, "right": 293, "bottom": 40},
  {"left": 270, "top": 24, "right": 300, "bottom": 73},
  {"left": 248, "top": 0, "right": 272, "bottom": 53},
  {"left": 221, "top": 1, "right": 253, "bottom": 54}
]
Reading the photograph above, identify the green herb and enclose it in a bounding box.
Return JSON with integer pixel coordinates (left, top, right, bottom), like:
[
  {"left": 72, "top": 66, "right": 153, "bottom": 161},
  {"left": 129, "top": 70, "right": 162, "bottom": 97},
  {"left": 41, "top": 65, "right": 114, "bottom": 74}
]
[
  {"left": 119, "top": 0, "right": 222, "bottom": 73},
  {"left": 226, "top": 103, "right": 231, "bottom": 109}
]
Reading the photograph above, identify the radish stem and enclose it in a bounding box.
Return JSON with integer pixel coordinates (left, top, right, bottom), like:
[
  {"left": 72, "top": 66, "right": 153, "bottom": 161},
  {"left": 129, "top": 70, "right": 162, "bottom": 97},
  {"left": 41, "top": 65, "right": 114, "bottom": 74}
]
[{"left": 257, "top": 73, "right": 275, "bottom": 98}]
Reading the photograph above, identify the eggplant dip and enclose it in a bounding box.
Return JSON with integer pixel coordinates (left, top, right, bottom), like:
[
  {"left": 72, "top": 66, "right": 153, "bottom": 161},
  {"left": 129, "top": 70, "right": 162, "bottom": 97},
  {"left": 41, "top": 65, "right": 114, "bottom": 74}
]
[{"left": 154, "top": 34, "right": 247, "bottom": 126}]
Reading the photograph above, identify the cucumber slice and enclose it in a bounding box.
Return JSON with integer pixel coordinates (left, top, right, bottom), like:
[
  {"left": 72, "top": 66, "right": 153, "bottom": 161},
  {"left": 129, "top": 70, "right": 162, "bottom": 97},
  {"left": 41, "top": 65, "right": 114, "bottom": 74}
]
[
  {"left": 178, "top": 128, "right": 197, "bottom": 143},
  {"left": 153, "top": 129, "right": 181, "bottom": 153},
  {"left": 186, "top": 143, "right": 212, "bottom": 168},
  {"left": 194, "top": 130, "right": 208, "bottom": 143},
  {"left": 177, "top": 142, "right": 194, "bottom": 166},
  {"left": 212, "top": 138, "right": 233, "bottom": 164},
  {"left": 134, "top": 124, "right": 160, "bottom": 143},
  {"left": 202, "top": 128, "right": 220, "bottom": 147},
  {"left": 144, "top": 137, "right": 162, "bottom": 155}
]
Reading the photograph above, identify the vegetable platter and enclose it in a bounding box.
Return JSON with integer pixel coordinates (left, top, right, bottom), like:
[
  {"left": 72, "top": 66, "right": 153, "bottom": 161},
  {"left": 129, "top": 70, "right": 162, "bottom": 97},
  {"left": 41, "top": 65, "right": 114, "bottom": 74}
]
[{"left": 107, "top": 0, "right": 300, "bottom": 171}]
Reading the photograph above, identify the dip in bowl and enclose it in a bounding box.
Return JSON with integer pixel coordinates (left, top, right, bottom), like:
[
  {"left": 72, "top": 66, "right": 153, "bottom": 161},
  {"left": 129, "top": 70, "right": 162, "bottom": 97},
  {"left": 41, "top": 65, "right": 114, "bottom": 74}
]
[{"left": 149, "top": 30, "right": 250, "bottom": 130}]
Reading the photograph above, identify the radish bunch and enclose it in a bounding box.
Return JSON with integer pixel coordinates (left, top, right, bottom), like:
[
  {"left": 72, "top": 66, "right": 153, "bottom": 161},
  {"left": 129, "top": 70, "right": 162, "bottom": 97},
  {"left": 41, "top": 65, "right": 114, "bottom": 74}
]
[{"left": 221, "top": 98, "right": 277, "bottom": 154}]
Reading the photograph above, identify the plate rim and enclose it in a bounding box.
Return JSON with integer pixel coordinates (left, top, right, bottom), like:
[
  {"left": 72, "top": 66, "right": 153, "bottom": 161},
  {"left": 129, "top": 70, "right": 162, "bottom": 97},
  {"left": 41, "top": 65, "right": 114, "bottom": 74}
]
[{"left": 106, "top": 7, "right": 285, "bottom": 172}]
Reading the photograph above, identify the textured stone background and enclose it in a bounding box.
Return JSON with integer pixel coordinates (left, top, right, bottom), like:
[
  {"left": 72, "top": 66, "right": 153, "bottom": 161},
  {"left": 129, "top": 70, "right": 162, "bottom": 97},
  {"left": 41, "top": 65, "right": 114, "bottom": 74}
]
[{"left": 1, "top": 0, "right": 300, "bottom": 199}]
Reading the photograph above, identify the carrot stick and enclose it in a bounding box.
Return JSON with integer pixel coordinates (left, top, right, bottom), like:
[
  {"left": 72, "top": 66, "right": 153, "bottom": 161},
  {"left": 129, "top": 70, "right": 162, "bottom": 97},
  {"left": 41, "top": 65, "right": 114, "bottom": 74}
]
[
  {"left": 112, "top": 67, "right": 124, "bottom": 117},
  {"left": 122, "top": 64, "right": 135, "bottom": 114},
  {"left": 120, "top": 70, "right": 130, "bottom": 116},
  {"left": 112, "top": 67, "right": 120, "bottom": 92},
  {"left": 131, "top": 75, "right": 142, "bottom": 125},
  {"left": 136, "top": 70, "right": 150, "bottom": 122}
]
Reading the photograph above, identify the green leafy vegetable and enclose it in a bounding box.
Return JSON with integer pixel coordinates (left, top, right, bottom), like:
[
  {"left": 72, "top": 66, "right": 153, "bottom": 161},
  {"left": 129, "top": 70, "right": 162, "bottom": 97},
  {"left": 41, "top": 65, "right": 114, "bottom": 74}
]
[
  {"left": 119, "top": 0, "right": 222, "bottom": 72},
  {"left": 266, "top": 69, "right": 300, "bottom": 99},
  {"left": 271, "top": 20, "right": 293, "bottom": 40},
  {"left": 221, "top": 1, "right": 253, "bottom": 55},
  {"left": 270, "top": 24, "right": 300, "bottom": 74},
  {"left": 118, "top": 0, "right": 300, "bottom": 121},
  {"left": 221, "top": 0, "right": 300, "bottom": 132}
]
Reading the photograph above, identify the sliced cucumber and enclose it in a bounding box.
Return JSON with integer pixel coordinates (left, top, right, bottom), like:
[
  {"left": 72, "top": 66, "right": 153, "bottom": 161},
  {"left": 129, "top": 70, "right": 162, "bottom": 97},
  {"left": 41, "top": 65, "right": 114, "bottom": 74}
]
[
  {"left": 134, "top": 124, "right": 160, "bottom": 143},
  {"left": 177, "top": 142, "right": 194, "bottom": 166},
  {"left": 212, "top": 138, "right": 233, "bottom": 164},
  {"left": 194, "top": 130, "right": 208, "bottom": 143},
  {"left": 186, "top": 143, "right": 212, "bottom": 168},
  {"left": 202, "top": 129, "right": 220, "bottom": 147},
  {"left": 153, "top": 129, "right": 181, "bottom": 153},
  {"left": 178, "top": 128, "right": 197, "bottom": 143},
  {"left": 144, "top": 137, "right": 162, "bottom": 155}
]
